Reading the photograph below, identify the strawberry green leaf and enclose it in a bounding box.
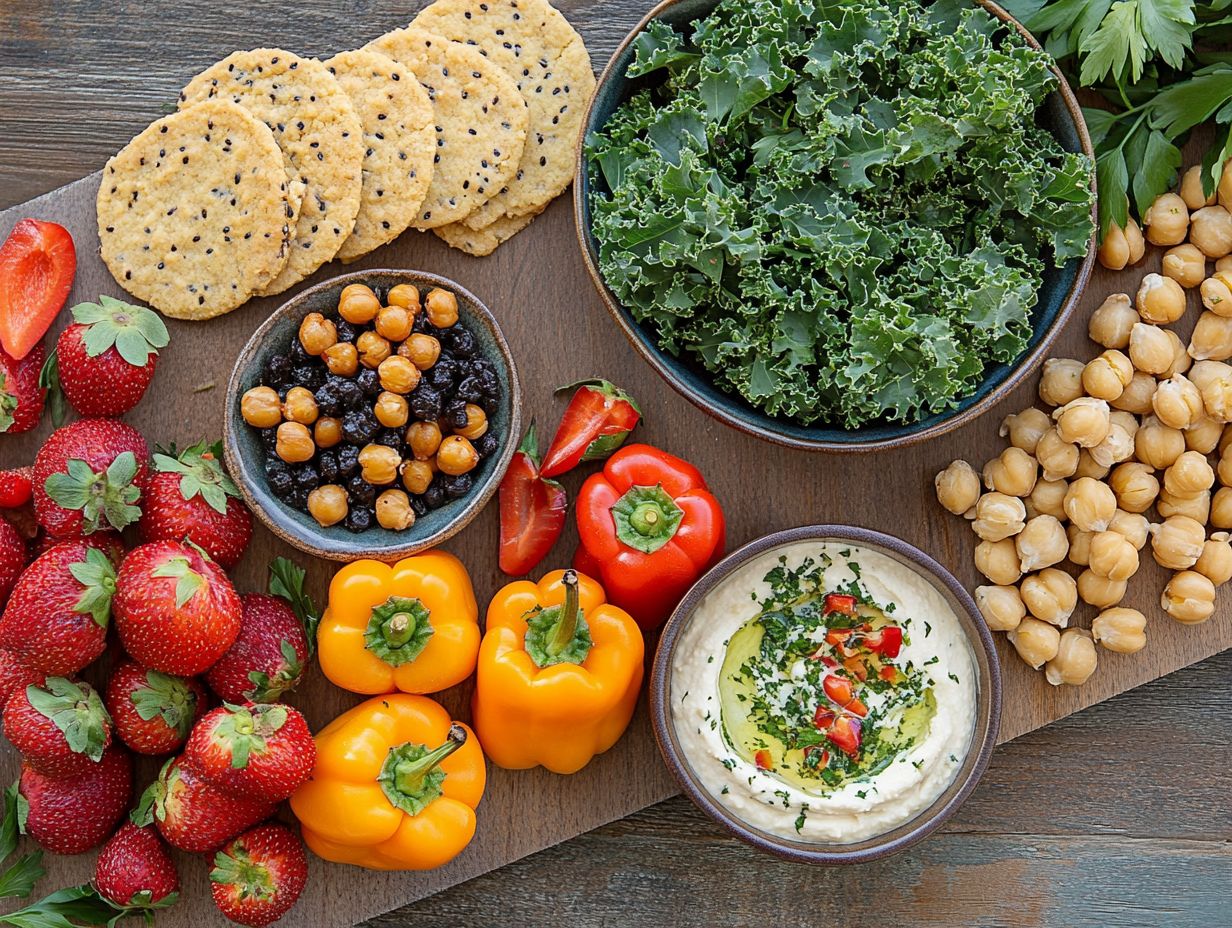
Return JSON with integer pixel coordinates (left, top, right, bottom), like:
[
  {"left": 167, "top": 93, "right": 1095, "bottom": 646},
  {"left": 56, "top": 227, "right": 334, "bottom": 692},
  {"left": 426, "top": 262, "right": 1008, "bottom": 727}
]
[
  {"left": 150, "top": 556, "right": 204, "bottom": 607},
  {"left": 44, "top": 453, "right": 142, "bottom": 533},
  {"left": 268, "top": 557, "right": 320, "bottom": 656},
  {"left": 130, "top": 671, "right": 198, "bottom": 739},
  {"left": 210, "top": 843, "right": 275, "bottom": 900},
  {"left": 25, "top": 678, "right": 110, "bottom": 763},
  {"left": 0, "top": 882, "right": 170, "bottom": 928},
  {"left": 246, "top": 638, "right": 304, "bottom": 702},
  {"left": 151, "top": 440, "right": 239, "bottom": 515},
  {"left": 70, "top": 296, "right": 168, "bottom": 367},
  {"left": 35, "top": 353, "right": 65, "bottom": 430},
  {"left": 131, "top": 760, "right": 174, "bottom": 828},
  {"left": 0, "top": 372, "right": 14, "bottom": 434},
  {"left": 1, "top": 784, "right": 21, "bottom": 862},
  {"left": 69, "top": 548, "right": 117, "bottom": 628}
]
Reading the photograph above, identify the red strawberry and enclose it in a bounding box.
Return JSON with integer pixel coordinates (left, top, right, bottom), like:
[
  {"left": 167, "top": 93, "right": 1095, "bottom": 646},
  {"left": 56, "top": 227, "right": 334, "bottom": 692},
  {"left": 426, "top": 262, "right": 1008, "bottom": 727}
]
[
  {"left": 0, "top": 538, "right": 119, "bottom": 674},
  {"left": 19, "top": 744, "right": 132, "bottom": 854},
  {"left": 206, "top": 559, "right": 317, "bottom": 704},
  {"left": 0, "top": 649, "right": 46, "bottom": 709},
  {"left": 51, "top": 296, "right": 168, "bottom": 417},
  {"left": 113, "top": 540, "right": 241, "bottom": 675},
  {"left": 134, "top": 757, "right": 275, "bottom": 854},
  {"left": 33, "top": 418, "right": 149, "bottom": 538},
  {"left": 210, "top": 823, "right": 307, "bottom": 927},
  {"left": 4, "top": 677, "right": 112, "bottom": 777},
  {"left": 0, "top": 467, "right": 33, "bottom": 508},
  {"left": 0, "top": 343, "right": 45, "bottom": 434},
  {"left": 0, "top": 517, "right": 23, "bottom": 603},
  {"left": 138, "top": 441, "right": 252, "bottom": 569},
  {"left": 184, "top": 703, "right": 315, "bottom": 802},
  {"left": 95, "top": 822, "right": 180, "bottom": 908},
  {"left": 105, "top": 661, "right": 207, "bottom": 755}
]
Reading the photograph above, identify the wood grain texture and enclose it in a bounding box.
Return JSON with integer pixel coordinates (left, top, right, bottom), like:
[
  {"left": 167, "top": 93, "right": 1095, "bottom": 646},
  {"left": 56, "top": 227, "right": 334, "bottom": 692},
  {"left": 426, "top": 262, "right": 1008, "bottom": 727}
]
[{"left": 0, "top": 2, "right": 1229, "bottom": 927}]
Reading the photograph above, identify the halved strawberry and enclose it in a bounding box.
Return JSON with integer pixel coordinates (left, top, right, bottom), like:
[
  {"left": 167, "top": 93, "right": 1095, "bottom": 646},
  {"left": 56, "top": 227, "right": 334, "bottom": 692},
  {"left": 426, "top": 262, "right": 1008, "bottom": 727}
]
[{"left": 826, "top": 716, "right": 862, "bottom": 759}]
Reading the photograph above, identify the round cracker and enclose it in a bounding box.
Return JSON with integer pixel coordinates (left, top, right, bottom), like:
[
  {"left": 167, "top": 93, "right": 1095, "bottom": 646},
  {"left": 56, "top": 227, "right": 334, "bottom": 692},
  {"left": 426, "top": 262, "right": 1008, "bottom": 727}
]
[
  {"left": 97, "top": 99, "right": 293, "bottom": 320},
  {"left": 179, "top": 48, "right": 364, "bottom": 296},
  {"left": 325, "top": 48, "right": 436, "bottom": 262},
  {"left": 433, "top": 207, "right": 540, "bottom": 256},
  {"left": 411, "top": 0, "right": 595, "bottom": 226},
  {"left": 365, "top": 27, "right": 528, "bottom": 229}
]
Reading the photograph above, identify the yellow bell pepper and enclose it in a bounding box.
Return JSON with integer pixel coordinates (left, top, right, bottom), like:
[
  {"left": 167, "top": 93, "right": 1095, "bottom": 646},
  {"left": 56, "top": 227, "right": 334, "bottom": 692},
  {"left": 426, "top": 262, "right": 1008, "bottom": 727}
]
[
  {"left": 472, "top": 569, "right": 644, "bottom": 775},
  {"left": 318, "top": 550, "right": 479, "bottom": 695},
  {"left": 289, "top": 694, "right": 485, "bottom": 871}
]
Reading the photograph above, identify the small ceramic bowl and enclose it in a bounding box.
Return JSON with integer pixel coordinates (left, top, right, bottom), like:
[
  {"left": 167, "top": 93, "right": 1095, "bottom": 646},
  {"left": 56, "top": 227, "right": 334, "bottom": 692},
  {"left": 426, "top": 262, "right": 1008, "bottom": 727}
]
[
  {"left": 224, "top": 269, "right": 521, "bottom": 561},
  {"left": 650, "top": 525, "right": 1001, "bottom": 864},
  {"left": 574, "top": 0, "right": 1097, "bottom": 452}
]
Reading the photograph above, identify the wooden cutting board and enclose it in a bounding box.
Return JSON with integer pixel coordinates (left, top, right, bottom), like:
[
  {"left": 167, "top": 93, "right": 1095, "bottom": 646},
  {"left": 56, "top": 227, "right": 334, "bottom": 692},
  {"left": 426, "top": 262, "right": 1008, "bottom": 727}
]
[{"left": 1, "top": 9, "right": 1230, "bottom": 926}]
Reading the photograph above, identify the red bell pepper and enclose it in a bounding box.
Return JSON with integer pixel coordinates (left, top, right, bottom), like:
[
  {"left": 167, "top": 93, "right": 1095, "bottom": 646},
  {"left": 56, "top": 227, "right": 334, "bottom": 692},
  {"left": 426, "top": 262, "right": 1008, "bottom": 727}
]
[
  {"left": 540, "top": 379, "right": 641, "bottom": 478},
  {"left": 0, "top": 220, "right": 76, "bottom": 360},
  {"left": 826, "top": 716, "right": 862, "bottom": 759},
  {"left": 754, "top": 749, "right": 773, "bottom": 771},
  {"left": 498, "top": 423, "right": 568, "bottom": 576},
  {"left": 573, "top": 444, "right": 724, "bottom": 630},
  {"left": 863, "top": 625, "right": 903, "bottom": 658},
  {"left": 823, "top": 593, "right": 856, "bottom": 616}
]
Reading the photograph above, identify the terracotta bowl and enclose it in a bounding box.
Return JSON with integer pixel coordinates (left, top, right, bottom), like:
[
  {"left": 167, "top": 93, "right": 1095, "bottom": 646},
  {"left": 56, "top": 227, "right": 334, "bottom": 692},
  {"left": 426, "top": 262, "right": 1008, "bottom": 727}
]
[
  {"left": 650, "top": 525, "right": 1002, "bottom": 863},
  {"left": 224, "top": 269, "right": 521, "bottom": 562},
  {"left": 574, "top": 0, "right": 1097, "bottom": 452}
]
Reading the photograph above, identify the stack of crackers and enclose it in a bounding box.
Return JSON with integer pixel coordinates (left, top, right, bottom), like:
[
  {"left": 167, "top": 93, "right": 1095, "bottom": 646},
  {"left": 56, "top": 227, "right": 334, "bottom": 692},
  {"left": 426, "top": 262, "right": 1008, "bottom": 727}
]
[{"left": 96, "top": 0, "right": 595, "bottom": 321}]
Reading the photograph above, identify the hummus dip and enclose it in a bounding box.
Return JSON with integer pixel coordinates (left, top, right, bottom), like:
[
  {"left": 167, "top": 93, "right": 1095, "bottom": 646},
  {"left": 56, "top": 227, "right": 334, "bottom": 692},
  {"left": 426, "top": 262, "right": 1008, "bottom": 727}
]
[{"left": 671, "top": 541, "right": 977, "bottom": 843}]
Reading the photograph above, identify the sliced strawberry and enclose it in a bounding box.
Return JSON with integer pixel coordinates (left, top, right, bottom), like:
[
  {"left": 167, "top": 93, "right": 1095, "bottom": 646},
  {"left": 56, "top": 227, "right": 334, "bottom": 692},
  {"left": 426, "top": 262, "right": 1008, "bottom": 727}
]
[
  {"left": 0, "top": 468, "right": 33, "bottom": 508},
  {"left": 823, "top": 593, "right": 856, "bottom": 616},
  {"left": 826, "top": 716, "right": 862, "bottom": 759},
  {"left": 0, "top": 219, "right": 76, "bottom": 360},
  {"left": 754, "top": 749, "right": 773, "bottom": 771},
  {"left": 863, "top": 625, "right": 903, "bottom": 658}
]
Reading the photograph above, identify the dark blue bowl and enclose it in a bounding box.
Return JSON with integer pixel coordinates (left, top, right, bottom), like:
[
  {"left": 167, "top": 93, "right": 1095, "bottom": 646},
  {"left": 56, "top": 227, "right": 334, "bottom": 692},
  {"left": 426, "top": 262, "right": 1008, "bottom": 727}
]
[{"left": 573, "top": 0, "right": 1097, "bottom": 452}]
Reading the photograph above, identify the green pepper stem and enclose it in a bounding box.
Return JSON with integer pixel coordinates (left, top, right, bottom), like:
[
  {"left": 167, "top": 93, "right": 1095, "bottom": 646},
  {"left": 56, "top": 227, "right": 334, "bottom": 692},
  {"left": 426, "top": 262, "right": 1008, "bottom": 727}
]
[
  {"left": 629, "top": 502, "right": 662, "bottom": 535},
  {"left": 547, "top": 570, "right": 580, "bottom": 657},
  {"left": 385, "top": 612, "right": 415, "bottom": 648},
  {"left": 392, "top": 724, "right": 467, "bottom": 795}
]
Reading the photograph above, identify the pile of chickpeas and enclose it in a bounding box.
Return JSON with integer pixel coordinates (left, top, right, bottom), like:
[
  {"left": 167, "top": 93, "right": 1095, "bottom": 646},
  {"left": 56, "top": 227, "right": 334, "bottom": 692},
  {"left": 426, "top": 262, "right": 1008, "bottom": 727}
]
[{"left": 937, "top": 164, "right": 1232, "bottom": 686}]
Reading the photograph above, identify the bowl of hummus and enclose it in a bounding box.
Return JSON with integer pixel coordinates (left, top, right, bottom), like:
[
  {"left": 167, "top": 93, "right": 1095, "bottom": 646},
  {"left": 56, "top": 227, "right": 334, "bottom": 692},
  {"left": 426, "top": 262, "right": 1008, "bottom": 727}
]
[{"left": 651, "top": 525, "right": 1001, "bottom": 862}]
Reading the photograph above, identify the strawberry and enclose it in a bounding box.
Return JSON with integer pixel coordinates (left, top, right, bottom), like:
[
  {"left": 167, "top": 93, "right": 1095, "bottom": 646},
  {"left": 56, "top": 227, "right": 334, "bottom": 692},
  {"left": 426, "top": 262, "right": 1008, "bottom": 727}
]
[
  {"left": 95, "top": 822, "right": 180, "bottom": 909},
  {"left": 0, "top": 467, "right": 33, "bottom": 508},
  {"left": 138, "top": 441, "right": 252, "bottom": 569},
  {"left": 0, "top": 649, "right": 46, "bottom": 709},
  {"left": 113, "top": 540, "right": 241, "bottom": 675},
  {"left": 19, "top": 743, "right": 132, "bottom": 855},
  {"left": 0, "top": 516, "right": 24, "bottom": 603},
  {"left": 183, "top": 703, "right": 315, "bottom": 802},
  {"left": 34, "top": 418, "right": 149, "bottom": 538},
  {"left": 0, "top": 343, "right": 45, "bottom": 434},
  {"left": 105, "top": 661, "right": 207, "bottom": 755},
  {"left": 210, "top": 823, "right": 307, "bottom": 928},
  {"left": 206, "top": 559, "right": 317, "bottom": 704},
  {"left": 49, "top": 296, "right": 168, "bottom": 417},
  {"left": 4, "top": 677, "right": 112, "bottom": 777},
  {"left": 0, "top": 538, "right": 120, "bottom": 675},
  {"left": 133, "top": 757, "right": 275, "bottom": 854}
]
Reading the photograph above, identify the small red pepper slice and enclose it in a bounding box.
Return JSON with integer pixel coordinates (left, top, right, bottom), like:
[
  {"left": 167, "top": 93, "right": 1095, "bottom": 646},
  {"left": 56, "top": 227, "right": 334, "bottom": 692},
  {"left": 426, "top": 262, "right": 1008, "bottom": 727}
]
[
  {"left": 0, "top": 219, "right": 76, "bottom": 361},
  {"left": 812, "top": 706, "right": 836, "bottom": 730},
  {"left": 754, "top": 749, "right": 773, "bottom": 771},
  {"left": 879, "top": 665, "right": 904, "bottom": 684},
  {"left": 863, "top": 626, "right": 903, "bottom": 658},
  {"left": 824, "top": 628, "right": 852, "bottom": 648},
  {"left": 823, "top": 593, "right": 857, "bottom": 616},
  {"left": 539, "top": 379, "right": 641, "bottom": 478},
  {"left": 822, "top": 673, "right": 867, "bottom": 717},
  {"left": 842, "top": 654, "right": 869, "bottom": 682},
  {"left": 826, "top": 716, "right": 862, "bottom": 759},
  {"left": 498, "top": 423, "right": 567, "bottom": 576}
]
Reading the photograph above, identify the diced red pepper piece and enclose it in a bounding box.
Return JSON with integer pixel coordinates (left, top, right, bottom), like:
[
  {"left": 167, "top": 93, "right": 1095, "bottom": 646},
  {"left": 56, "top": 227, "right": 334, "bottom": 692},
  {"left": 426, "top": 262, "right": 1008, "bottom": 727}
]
[
  {"left": 879, "top": 665, "right": 903, "bottom": 683},
  {"left": 823, "top": 672, "right": 868, "bottom": 716},
  {"left": 823, "top": 593, "right": 856, "bottom": 616},
  {"left": 842, "top": 654, "right": 869, "bottom": 682},
  {"left": 863, "top": 625, "right": 903, "bottom": 658},
  {"left": 813, "top": 706, "right": 836, "bottom": 730},
  {"left": 825, "top": 628, "right": 852, "bottom": 647},
  {"left": 826, "top": 716, "right": 862, "bottom": 759},
  {"left": 754, "top": 749, "right": 773, "bottom": 771},
  {"left": 803, "top": 745, "right": 830, "bottom": 768}
]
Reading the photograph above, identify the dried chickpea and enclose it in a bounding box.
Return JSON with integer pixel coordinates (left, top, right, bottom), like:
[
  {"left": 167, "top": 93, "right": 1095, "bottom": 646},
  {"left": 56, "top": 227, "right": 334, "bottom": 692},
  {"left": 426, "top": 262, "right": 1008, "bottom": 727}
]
[
  {"left": 1163, "top": 449, "right": 1215, "bottom": 497},
  {"left": 1015, "top": 515, "right": 1068, "bottom": 572},
  {"left": 1211, "top": 487, "right": 1232, "bottom": 529},
  {"left": 1221, "top": 256, "right": 1232, "bottom": 274},
  {"left": 1067, "top": 525, "right": 1093, "bottom": 565},
  {"left": 378, "top": 355, "right": 421, "bottom": 394},
  {"left": 1081, "top": 350, "right": 1133, "bottom": 401},
  {"left": 1038, "top": 358, "right": 1084, "bottom": 407},
  {"left": 1151, "top": 373, "right": 1204, "bottom": 429},
  {"left": 375, "top": 305, "right": 413, "bottom": 343},
  {"left": 971, "top": 492, "right": 1027, "bottom": 542},
  {"left": 1110, "top": 371, "right": 1157, "bottom": 414},
  {"left": 1091, "top": 607, "right": 1147, "bottom": 653},
  {"left": 1134, "top": 416, "right": 1185, "bottom": 469},
  {"left": 1220, "top": 445, "right": 1232, "bottom": 485},
  {"left": 374, "top": 391, "right": 409, "bottom": 429},
  {"left": 1027, "top": 478, "right": 1068, "bottom": 522},
  {"left": 437, "top": 435, "right": 479, "bottom": 476},
  {"left": 1128, "top": 323, "right": 1174, "bottom": 374},
  {"left": 999, "top": 407, "right": 1050, "bottom": 454},
  {"left": 358, "top": 444, "right": 400, "bottom": 485},
  {"left": 314, "top": 416, "right": 342, "bottom": 449},
  {"left": 1088, "top": 293, "right": 1137, "bottom": 348},
  {"left": 975, "top": 538, "right": 1022, "bottom": 586},
  {"left": 399, "top": 333, "right": 441, "bottom": 370},
  {"left": 1098, "top": 225, "right": 1132, "bottom": 271},
  {"left": 1053, "top": 397, "right": 1110, "bottom": 448},
  {"left": 1063, "top": 477, "right": 1116, "bottom": 532},
  {"left": 455, "top": 404, "right": 489, "bottom": 441},
  {"left": 1007, "top": 616, "right": 1061, "bottom": 669},
  {"left": 357, "top": 330, "right": 391, "bottom": 368},
  {"left": 1189, "top": 310, "right": 1232, "bottom": 361},
  {"left": 1190, "top": 359, "right": 1232, "bottom": 391},
  {"left": 386, "top": 283, "right": 420, "bottom": 312},
  {"left": 298, "top": 312, "right": 337, "bottom": 355},
  {"left": 338, "top": 284, "right": 381, "bottom": 323},
  {"left": 1088, "top": 531, "right": 1139, "bottom": 581},
  {"left": 400, "top": 459, "right": 434, "bottom": 495},
  {"left": 1036, "top": 427, "right": 1079, "bottom": 481},
  {"left": 1222, "top": 422, "right": 1232, "bottom": 455},
  {"left": 1108, "top": 509, "right": 1149, "bottom": 550},
  {"left": 1077, "top": 569, "right": 1127, "bottom": 609},
  {"left": 1162, "top": 570, "right": 1217, "bottom": 624},
  {"left": 1109, "top": 462, "right": 1159, "bottom": 513},
  {"left": 1149, "top": 515, "right": 1206, "bottom": 569},
  {"left": 1143, "top": 192, "right": 1190, "bottom": 246},
  {"left": 1195, "top": 532, "right": 1232, "bottom": 585},
  {"left": 375, "top": 489, "right": 416, "bottom": 531},
  {"left": 982, "top": 447, "right": 1037, "bottom": 497},
  {"left": 1185, "top": 415, "right": 1223, "bottom": 453},
  {"left": 1200, "top": 271, "right": 1232, "bottom": 315},
  {"left": 1180, "top": 165, "right": 1216, "bottom": 210},
  {"left": 424, "top": 288, "right": 459, "bottom": 328},
  {"left": 1045, "top": 629, "right": 1097, "bottom": 686},
  {"left": 1161, "top": 244, "right": 1207, "bottom": 289},
  {"left": 1089, "top": 415, "right": 1136, "bottom": 469},
  {"left": 1201, "top": 375, "right": 1232, "bottom": 422},
  {"left": 307, "top": 485, "right": 348, "bottom": 527},
  {"left": 974, "top": 585, "right": 1025, "bottom": 632},
  {"left": 1136, "top": 272, "right": 1187, "bottom": 324},
  {"left": 1157, "top": 487, "right": 1211, "bottom": 523},
  {"left": 322, "top": 341, "right": 358, "bottom": 377},
  {"left": 1188, "top": 205, "right": 1232, "bottom": 258},
  {"left": 1020, "top": 568, "right": 1077, "bottom": 627},
  {"left": 1162, "top": 329, "right": 1192, "bottom": 378},
  {"left": 1074, "top": 449, "right": 1110, "bottom": 480},
  {"left": 241, "top": 386, "right": 282, "bottom": 428},
  {"left": 281, "top": 386, "right": 319, "bottom": 425},
  {"left": 1220, "top": 161, "right": 1232, "bottom": 209},
  {"left": 275, "top": 422, "right": 314, "bottom": 464}
]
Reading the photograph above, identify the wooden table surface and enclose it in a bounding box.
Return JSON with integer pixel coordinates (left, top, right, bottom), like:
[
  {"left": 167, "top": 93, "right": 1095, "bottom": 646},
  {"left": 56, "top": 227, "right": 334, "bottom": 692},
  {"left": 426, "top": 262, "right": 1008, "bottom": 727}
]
[{"left": 1, "top": 2, "right": 1228, "bottom": 926}]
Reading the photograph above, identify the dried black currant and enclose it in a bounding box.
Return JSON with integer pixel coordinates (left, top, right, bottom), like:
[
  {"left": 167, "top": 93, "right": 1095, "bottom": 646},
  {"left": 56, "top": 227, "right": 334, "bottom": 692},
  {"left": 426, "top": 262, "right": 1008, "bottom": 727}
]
[
  {"left": 344, "top": 508, "right": 374, "bottom": 533},
  {"left": 409, "top": 383, "right": 443, "bottom": 421},
  {"left": 347, "top": 474, "right": 377, "bottom": 506},
  {"left": 341, "top": 408, "right": 380, "bottom": 444},
  {"left": 355, "top": 367, "right": 382, "bottom": 397},
  {"left": 336, "top": 444, "right": 361, "bottom": 478}
]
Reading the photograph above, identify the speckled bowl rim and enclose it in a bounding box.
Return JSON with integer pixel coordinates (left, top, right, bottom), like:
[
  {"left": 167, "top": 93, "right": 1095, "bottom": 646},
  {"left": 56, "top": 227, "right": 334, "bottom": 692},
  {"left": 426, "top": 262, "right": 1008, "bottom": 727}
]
[
  {"left": 650, "top": 525, "right": 1002, "bottom": 864},
  {"left": 223, "top": 269, "right": 521, "bottom": 562},
  {"left": 573, "top": 0, "right": 1098, "bottom": 453}
]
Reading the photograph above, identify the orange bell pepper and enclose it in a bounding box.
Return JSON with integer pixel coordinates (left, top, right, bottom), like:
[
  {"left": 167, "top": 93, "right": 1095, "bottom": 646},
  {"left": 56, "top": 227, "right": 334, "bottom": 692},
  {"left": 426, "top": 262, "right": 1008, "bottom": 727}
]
[
  {"left": 289, "top": 694, "right": 485, "bottom": 871},
  {"left": 317, "top": 550, "right": 479, "bottom": 695},
  {"left": 473, "top": 569, "right": 644, "bottom": 774}
]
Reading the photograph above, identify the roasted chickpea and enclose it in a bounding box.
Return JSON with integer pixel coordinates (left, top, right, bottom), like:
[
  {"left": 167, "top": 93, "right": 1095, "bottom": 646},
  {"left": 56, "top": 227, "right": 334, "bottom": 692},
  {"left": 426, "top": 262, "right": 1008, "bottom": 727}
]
[
  {"left": 1196, "top": 532, "right": 1232, "bottom": 585},
  {"left": 972, "top": 492, "right": 1027, "bottom": 542},
  {"left": 1045, "top": 629, "right": 1097, "bottom": 686},
  {"left": 1053, "top": 397, "right": 1110, "bottom": 448},
  {"left": 974, "top": 585, "right": 1025, "bottom": 632},
  {"left": 1007, "top": 616, "right": 1061, "bottom": 669},
  {"left": 375, "top": 489, "right": 416, "bottom": 531},
  {"left": 1162, "top": 244, "right": 1207, "bottom": 289},
  {"left": 298, "top": 312, "right": 337, "bottom": 356},
  {"left": 1144, "top": 192, "right": 1190, "bottom": 246},
  {"left": 1109, "top": 462, "right": 1158, "bottom": 513},
  {"left": 400, "top": 459, "right": 434, "bottom": 495},
  {"left": 455, "top": 404, "right": 489, "bottom": 441},
  {"left": 399, "top": 333, "right": 441, "bottom": 370},
  {"left": 1151, "top": 374, "right": 1203, "bottom": 430},
  {"left": 378, "top": 355, "right": 421, "bottom": 394},
  {"left": 374, "top": 391, "right": 409, "bottom": 429},
  {"left": 1222, "top": 422, "right": 1232, "bottom": 455},
  {"left": 1081, "top": 350, "right": 1133, "bottom": 401},
  {"left": 357, "top": 330, "right": 392, "bottom": 368},
  {"left": 1027, "top": 478, "right": 1068, "bottom": 522},
  {"left": 1063, "top": 476, "right": 1116, "bottom": 532},
  {"left": 424, "top": 288, "right": 459, "bottom": 328},
  {"left": 281, "top": 386, "right": 318, "bottom": 425},
  {"left": 975, "top": 538, "right": 1022, "bottom": 585},
  {"left": 1162, "top": 570, "right": 1217, "bottom": 624},
  {"left": 1038, "top": 358, "right": 1084, "bottom": 407},
  {"left": 1110, "top": 371, "right": 1157, "bottom": 414},
  {"left": 1149, "top": 515, "right": 1206, "bottom": 569},
  {"left": 1108, "top": 509, "right": 1150, "bottom": 549},
  {"left": 1200, "top": 271, "right": 1232, "bottom": 316},
  {"left": 1088, "top": 530, "right": 1139, "bottom": 581},
  {"left": 437, "top": 435, "right": 479, "bottom": 476},
  {"left": 1188, "top": 205, "right": 1232, "bottom": 258},
  {"left": 1220, "top": 256, "right": 1232, "bottom": 274},
  {"left": 1074, "top": 449, "right": 1110, "bottom": 480},
  {"left": 241, "top": 386, "right": 282, "bottom": 428},
  {"left": 1020, "top": 568, "right": 1077, "bottom": 627},
  {"left": 982, "top": 447, "right": 1038, "bottom": 497},
  {"left": 1091, "top": 607, "right": 1147, "bottom": 653},
  {"left": 322, "top": 341, "right": 359, "bottom": 377},
  {"left": 1134, "top": 416, "right": 1185, "bottom": 469},
  {"left": 314, "top": 416, "right": 342, "bottom": 449},
  {"left": 275, "top": 421, "right": 314, "bottom": 463},
  {"left": 357, "top": 443, "right": 400, "bottom": 485},
  {"left": 1163, "top": 449, "right": 1215, "bottom": 497},
  {"left": 1077, "top": 569, "right": 1127, "bottom": 609},
  {"left": 999, "top": 407, "right": 1050, "bottom": 454},
  {"left": 1067, "top": 525, "right": 1093, "bottom": 565},
  {"left": 1088, "top": 293, "right": 1137, "bottom": 348},
  {"left": 406, "top": 420, "right": 443, "bottom": 461},
  {"left": 338, "top": 283, "right": 381, "bottom": 323},
  {"left": 386, "top": 283, "right": 421, "bottom": 312},
  {"left": 1036, "top": 427, "right": 1080, "bottom": 481},
  {"left": 1128, "top": 323, "right": 1174, "bottom": 374},
  {"left": 1189, "top": 310, "right": 1232, "bottom": 361},
  {"left": 375, "top": 305, "right": 413, "bottom": 343},
  {"left": 1181, "top": 165, "right": 1216, "bottom": 210},
  {"left": 1015, "top": 514, "right": 1068, "bottom": 572},
  {"left": 1186, "top": 415, "right": 1223, "bottom": 453},
  {"left": 1158, "top": 487, "right": 1211, "bottom": 523},
  {"left": 1136, "top": 272, "right": 1187, "bottom": 324},
  {"left": 306, "top": 485, "right": 348, "bottom": 527}
]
